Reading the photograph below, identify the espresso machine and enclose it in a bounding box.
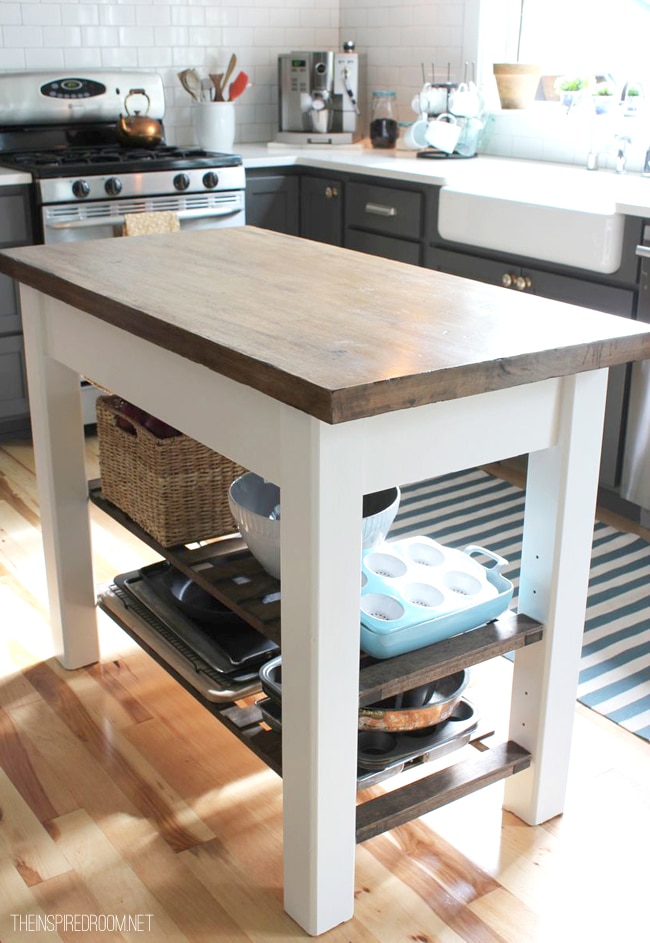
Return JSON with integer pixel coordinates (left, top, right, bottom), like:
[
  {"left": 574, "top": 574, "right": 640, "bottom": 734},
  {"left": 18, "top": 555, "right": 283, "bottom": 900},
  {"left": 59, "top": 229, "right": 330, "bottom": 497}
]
[{"left": 276, "top": 45, "right": 361, "bottom": 145}]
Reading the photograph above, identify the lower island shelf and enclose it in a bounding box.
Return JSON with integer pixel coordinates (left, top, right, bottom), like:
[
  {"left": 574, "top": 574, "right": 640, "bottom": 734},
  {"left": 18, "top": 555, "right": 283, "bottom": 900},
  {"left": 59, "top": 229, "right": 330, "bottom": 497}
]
[{"left": 91, "top": 481, "right": 540, "bottom": 841}]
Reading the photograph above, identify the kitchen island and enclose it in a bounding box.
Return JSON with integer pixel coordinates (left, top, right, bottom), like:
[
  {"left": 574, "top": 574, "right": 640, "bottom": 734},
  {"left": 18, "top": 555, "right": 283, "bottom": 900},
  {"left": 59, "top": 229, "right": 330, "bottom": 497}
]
[{"left": 1, "top": 226, "right": 649, "bottom": 936}]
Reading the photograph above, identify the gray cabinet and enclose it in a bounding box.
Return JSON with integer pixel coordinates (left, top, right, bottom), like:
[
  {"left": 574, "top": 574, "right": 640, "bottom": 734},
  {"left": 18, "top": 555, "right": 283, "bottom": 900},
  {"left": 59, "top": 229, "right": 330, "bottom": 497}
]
[
  {"left": 426, "top": 238, "right": 641, "bottom": 493},
  {"left": 0, "top": 185, "right": 33, "bottom": 438},
  {"left": 344, "top": 179, "right": 424, "bottom": 264},
  {"left": 245, "top": 171, "right": 299, "bottom": 235},
  {"left": 299, "top": 174, "right": 344, "bottom": 246}
]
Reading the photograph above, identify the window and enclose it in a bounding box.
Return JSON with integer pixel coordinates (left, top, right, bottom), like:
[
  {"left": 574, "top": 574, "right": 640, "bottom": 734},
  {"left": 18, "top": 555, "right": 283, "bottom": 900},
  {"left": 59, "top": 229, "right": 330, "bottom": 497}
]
[{"left": 503, "top": 0, "right": 650, "bottom": 90}]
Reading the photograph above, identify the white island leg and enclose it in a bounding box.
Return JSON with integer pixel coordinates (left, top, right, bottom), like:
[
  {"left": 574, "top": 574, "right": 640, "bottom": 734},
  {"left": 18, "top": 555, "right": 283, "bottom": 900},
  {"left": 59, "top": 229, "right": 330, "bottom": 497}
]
[
  {"left": 20, "top": 286, "right": 100, "bottom": 669},
  {"left": 278, "top": 409, "right": 364, "bottom": 935},
  {"left": 505, "top": 369, "right": 609, "bottom": 824}
]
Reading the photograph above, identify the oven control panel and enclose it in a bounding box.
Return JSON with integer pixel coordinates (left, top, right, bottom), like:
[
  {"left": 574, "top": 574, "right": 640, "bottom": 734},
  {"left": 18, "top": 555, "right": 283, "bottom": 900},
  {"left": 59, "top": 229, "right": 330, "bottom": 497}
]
[
  {"left": 0, "top": 70, "right": 165, "bottom": 124},
  {"left": 40, "top": 78, "right": 107, "bottom": 100}
]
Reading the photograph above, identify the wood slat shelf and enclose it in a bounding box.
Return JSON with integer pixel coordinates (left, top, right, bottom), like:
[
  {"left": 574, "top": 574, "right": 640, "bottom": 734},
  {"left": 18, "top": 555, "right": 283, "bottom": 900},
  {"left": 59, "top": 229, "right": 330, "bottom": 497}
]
[
  {"left": 355, "top": 741, "right": 531, "bottom": 843},
  {"left": 89, "top": 480, "right": 544, "bottom": 704},
  {"left": 97, "top": 590, "right": 284, "bottom": 776},
  {"left": 92, "top": 480, "right": 540, "bottom": 838},
  {"left": 101, "top": 584, "right": 531, "bottom": 845}
]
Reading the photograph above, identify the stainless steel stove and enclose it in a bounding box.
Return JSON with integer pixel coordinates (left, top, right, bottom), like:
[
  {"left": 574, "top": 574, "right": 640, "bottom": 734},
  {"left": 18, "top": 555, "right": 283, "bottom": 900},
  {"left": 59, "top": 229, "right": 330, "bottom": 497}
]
[
  {"left": 0, "top": 70, "right": 246, "bottom": 424},
  {"left": 0, "top": 70, "right": 246, "bottom": 244}
]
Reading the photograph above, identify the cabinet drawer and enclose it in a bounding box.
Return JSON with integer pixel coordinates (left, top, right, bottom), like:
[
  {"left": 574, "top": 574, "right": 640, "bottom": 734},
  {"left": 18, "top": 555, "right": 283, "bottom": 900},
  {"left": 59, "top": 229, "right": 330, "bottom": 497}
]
[
  {"left": 0, "top": 334, "right": 29, "bottom": 421},
  {"left": 347, "top": 182, "right": 422, "bottom": 240},
  {"left": 345, "top": 229, "right": 421, "bottom": 266}
]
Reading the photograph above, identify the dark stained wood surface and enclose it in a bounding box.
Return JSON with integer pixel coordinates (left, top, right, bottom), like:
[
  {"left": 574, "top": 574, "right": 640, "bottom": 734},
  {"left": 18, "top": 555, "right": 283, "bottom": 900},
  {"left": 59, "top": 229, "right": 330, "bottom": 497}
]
[{"left": 2, "top": 226, "right": 650, "bottom": 424}]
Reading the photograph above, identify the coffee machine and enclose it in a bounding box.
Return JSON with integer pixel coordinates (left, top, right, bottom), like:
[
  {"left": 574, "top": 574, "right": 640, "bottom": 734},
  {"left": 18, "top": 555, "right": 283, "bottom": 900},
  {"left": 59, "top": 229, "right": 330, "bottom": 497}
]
[{"left": 276, "top": 45, "right": 361, "bottom": 145}]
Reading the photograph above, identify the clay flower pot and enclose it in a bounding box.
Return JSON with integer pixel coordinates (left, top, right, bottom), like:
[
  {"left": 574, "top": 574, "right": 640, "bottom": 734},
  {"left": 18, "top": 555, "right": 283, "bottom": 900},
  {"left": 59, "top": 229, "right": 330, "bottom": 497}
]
[{"left": 493, "top": 63, "right": 541, "bottom": 110}]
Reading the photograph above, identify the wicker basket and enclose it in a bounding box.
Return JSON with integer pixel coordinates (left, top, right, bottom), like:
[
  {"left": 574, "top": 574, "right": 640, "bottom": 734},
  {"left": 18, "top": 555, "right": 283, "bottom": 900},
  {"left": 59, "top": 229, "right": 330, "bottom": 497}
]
[{"left": 96, "top": 395, "right": 246, "bottom": 546}]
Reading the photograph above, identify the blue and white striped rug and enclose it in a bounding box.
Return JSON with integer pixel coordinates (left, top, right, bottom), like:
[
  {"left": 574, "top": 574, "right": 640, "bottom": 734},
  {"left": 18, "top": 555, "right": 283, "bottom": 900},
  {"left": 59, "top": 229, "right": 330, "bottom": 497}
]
[{"left": 390, "top": 467, "right": 650, "bottom": 744}]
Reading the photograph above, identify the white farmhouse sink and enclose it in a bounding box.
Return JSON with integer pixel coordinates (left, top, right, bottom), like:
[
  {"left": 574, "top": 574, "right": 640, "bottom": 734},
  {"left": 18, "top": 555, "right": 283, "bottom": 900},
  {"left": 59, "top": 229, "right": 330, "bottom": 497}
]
[{"left": 438, "top": 163, "right": 625, "bottom": 274}]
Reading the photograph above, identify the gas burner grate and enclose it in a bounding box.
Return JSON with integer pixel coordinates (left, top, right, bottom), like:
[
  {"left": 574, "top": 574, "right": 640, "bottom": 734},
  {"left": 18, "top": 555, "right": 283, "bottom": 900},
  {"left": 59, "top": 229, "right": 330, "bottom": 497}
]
[{"left": 0, "top": 143, "right": 242, "bottom": 177}]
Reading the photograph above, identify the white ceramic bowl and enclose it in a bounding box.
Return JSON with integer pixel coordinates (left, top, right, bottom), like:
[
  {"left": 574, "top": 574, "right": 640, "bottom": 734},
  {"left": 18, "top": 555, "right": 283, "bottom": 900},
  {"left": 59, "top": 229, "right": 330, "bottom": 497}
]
[
  {"left": 229, "top": 474, "right": 401, "bottom": 579},
  {"left": 361, "top": 486, "right": 401, "bottom": 550},
  {"left": 228, "top": 473, "right": 282, "bottom": 579}
]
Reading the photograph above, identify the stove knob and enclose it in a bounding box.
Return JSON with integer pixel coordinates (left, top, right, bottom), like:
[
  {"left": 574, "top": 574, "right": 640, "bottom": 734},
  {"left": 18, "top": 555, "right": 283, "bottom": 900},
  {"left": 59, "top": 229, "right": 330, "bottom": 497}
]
[
  {"left": 105, "top": 177, "right": 123, "bottom": 196},
  {"left": 203, "top": 171, "right": 219, "bottom": 189},
  {"left": 72, "top": 179, "right": 90, "bottom": 199},
  {"left": 173, "top": 173, "right": 191, "bottom": 192}
]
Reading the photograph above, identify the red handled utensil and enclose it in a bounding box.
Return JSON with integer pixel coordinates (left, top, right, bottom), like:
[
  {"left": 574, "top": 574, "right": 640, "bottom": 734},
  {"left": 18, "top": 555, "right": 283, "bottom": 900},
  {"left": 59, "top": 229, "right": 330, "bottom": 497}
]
[{"left": 228, "top": 71, "right": 249, "bottom": 102}]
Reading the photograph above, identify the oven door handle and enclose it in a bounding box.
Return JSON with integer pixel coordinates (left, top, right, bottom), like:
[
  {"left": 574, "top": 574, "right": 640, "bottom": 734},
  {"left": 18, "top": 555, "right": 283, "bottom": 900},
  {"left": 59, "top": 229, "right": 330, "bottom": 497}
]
[{"left": 45, "top": 205, "right": 243, "bottom": 231}]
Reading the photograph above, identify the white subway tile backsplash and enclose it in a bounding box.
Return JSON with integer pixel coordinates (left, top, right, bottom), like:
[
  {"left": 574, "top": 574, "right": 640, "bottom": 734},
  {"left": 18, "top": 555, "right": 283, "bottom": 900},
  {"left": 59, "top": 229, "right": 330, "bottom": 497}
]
[
  {"left": 0, "top": 0, "right": 619, "bottom": 164},
  {"left": 0, "top": 6, "right": 21, "bottom": 27},
  {"left": 0, "top": 48, "right": 26, "bottom": 68},
  {"left": 3, "top": 25, "right": 43, "bottom": 46},
  {"left": 22, "top": 4, "right": 61, "bottom": 27},
  {"left": 99, "top": 7, "right": 136, "bottom": 27},
  {"left": 43, "top": 26, "right": 82, "bottom": 46},
  {"left": 25, "top": 47, "right": 63, "bottom": 69},
  {"left": 82, "top": 26, "right": 119, "bottom": 47},
  {"left": 62, "top": 6, "right": 100, "bottom": 27},
  {"left": 119, "top": 25, "right": 154, "bottom": 46}
]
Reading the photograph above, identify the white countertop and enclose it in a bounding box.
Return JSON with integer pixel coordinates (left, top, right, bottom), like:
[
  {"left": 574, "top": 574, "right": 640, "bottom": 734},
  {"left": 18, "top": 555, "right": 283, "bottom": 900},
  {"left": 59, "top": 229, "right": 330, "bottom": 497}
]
[
  {"left": 238, "top": 143, "right": 650, "bottom": 219},
  {"left": 3, "top": 141, "right": 649, "bottom": 220},
  {"left": 0, "top": 165, "right": 32, "bottom": 186}
]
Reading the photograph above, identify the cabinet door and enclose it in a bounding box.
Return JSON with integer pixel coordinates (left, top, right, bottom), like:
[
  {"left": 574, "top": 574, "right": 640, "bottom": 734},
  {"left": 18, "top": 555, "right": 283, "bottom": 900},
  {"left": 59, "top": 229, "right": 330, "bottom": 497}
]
[
  {"left": 427, "top": 245, "right": 636, "bottom": 490},
  {"left": 524, "top": 268, "right": 635, "bottom": 489},
  {"left": 0, "top": 334, "right": 29, "bottom": 422},
  {"left": 0, "top": 272, "right": 21, "bottom": 336},
  {"left": 0, "top": 190, "right": 32, "bottom": 248},
  {"left": 299, "top": 176, "right": 343, "bottom": 246},
  {"left": 245, "top": 173, "right": 299, "bottom": 235}
]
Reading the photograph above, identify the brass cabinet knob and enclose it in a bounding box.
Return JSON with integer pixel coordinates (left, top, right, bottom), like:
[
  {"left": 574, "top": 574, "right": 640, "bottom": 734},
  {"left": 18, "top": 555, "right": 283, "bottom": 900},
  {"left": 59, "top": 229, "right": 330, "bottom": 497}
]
[
  {"left": 502, "top": 273, "right": 532, "bottom": 291},
  {"left": 325, "top": 186, "right": 339, "bottom": 199}
]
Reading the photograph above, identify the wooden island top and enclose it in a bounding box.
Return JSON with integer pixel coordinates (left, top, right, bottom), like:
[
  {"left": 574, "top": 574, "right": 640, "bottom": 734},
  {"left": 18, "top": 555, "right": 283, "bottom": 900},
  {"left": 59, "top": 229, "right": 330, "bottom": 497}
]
[{"left": 1, "top": 225, "right": 650, "bottom": 423}]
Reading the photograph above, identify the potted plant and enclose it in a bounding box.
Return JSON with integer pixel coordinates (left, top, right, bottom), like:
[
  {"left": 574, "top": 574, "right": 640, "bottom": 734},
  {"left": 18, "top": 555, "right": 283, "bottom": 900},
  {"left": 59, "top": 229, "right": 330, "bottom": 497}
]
[
  {"left": 554, "top": 75, "right": 590, "bottom": 108},
  {"left": 592, "top": 82, "right": 616, "bottom": 115}
]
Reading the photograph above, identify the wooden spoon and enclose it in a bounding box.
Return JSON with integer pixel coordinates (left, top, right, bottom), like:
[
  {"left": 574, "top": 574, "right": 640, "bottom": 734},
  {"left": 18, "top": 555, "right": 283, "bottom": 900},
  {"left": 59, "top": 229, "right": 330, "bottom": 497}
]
[
  {"left": 222, "top": 54, "right": 237, "bottom": 97},
  {"left": 210, "top": 73, "right": 224, "bottom": 102},
  {"left": 178, "top": 69, "right": 199, "bottom": 102}
]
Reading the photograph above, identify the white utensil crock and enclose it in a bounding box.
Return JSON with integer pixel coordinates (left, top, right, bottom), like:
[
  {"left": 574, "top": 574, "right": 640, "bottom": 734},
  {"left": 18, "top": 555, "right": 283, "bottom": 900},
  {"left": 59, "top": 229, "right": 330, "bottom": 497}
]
[{"left": 193, "top": 101, "right": 235, "bottom": 152}]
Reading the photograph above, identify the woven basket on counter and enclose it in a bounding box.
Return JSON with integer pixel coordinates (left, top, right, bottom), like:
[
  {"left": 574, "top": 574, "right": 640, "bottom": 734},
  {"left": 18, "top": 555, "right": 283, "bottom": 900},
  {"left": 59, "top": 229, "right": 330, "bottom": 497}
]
[{"left": 96, "top": 395, "right": 246, "bottom": 547}]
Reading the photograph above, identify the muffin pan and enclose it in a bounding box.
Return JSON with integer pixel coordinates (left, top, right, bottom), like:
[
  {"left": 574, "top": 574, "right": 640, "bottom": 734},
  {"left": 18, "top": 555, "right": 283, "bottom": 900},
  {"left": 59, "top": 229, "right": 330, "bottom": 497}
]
[{"left": 360, "top": 536, "right": 514, "bottom": 658}]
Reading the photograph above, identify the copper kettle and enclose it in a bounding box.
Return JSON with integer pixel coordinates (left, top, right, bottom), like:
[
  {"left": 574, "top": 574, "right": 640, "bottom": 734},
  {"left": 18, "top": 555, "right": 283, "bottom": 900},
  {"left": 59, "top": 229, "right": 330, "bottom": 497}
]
[{"left": 116, "top": 89, "right": 163, "bottom": 147}]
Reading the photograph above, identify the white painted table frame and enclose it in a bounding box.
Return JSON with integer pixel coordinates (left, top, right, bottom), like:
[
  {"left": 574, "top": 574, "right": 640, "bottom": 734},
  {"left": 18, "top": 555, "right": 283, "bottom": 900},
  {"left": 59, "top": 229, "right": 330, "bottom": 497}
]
[{"left": 21, "top": 283, "right": 608, "bottom": 936}]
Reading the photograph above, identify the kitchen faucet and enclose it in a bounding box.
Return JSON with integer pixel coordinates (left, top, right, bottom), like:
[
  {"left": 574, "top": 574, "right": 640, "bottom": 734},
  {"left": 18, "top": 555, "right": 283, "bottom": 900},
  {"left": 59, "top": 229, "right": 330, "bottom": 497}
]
[
  {"left": 586, "top": 133, "right": 632, "bottom": 173},
  {"left": 614, "top": 134, "right": 631, "bottom": 173}
]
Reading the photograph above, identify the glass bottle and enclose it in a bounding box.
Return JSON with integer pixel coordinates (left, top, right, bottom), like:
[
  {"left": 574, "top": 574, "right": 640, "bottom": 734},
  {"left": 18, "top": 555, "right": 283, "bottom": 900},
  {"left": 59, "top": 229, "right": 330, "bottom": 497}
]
[{"left": 370, "top": 90, "right": 398, "bottom": 149}]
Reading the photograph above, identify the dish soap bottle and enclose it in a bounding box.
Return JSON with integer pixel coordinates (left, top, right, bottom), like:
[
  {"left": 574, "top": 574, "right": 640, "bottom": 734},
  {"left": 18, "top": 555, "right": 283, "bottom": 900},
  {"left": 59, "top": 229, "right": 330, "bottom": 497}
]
[{"left": 370, "top": 90, "right": 398, "bottom": 149}]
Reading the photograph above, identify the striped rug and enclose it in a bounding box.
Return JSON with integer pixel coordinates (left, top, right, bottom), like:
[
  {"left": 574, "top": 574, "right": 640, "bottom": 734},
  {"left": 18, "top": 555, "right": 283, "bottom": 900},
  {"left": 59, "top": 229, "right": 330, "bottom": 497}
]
[{"left": 389, "top": 467, "right": 650, "bottom": 744}]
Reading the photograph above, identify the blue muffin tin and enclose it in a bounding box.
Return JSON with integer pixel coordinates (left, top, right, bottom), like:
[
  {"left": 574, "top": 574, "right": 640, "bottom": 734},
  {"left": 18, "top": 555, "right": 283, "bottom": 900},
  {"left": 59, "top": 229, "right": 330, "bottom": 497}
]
[{"left": 360, "top": 536, "right": 514, "bottom": 659}]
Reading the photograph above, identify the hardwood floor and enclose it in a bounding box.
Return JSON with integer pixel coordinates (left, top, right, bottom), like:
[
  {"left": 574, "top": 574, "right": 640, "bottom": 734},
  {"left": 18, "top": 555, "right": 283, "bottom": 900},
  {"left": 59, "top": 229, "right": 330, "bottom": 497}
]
[{"left": 1, "top": 436, "right": 648, "bottom": 943}]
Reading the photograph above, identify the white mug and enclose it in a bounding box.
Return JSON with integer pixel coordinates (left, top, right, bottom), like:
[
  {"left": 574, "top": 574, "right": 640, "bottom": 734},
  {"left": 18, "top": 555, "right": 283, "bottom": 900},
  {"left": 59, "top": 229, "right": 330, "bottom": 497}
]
[
  {"left": 192, "top": 101, "right": 235, "bottom": 152},
  {"left": 401, "top": 117, "right": 429, "bottom": 150},
  {"left": 411, "top": 84, "right": 449, "bottom": 117},
  {"left": 424, "top": 113, "right": 460, "bottom": 153},
  {"left": 448, "top": 82, "right": 481, "bottom": 118}
]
